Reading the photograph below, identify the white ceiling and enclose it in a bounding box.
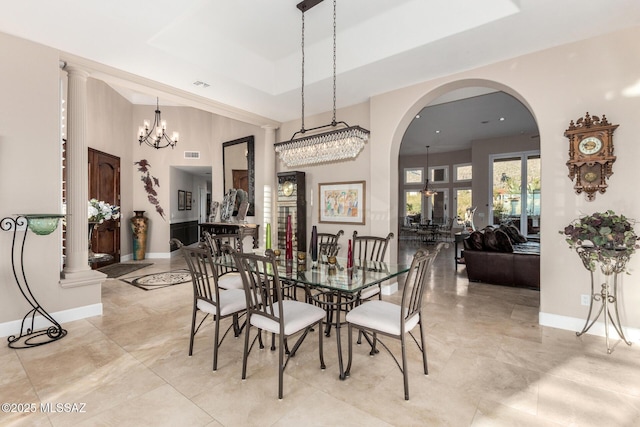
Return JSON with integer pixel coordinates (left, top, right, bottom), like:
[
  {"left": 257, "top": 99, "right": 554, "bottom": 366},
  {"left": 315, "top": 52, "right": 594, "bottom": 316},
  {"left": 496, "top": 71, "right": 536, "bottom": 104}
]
[{"left": 1, "top": 0, "right": 639, "bottom": 153}]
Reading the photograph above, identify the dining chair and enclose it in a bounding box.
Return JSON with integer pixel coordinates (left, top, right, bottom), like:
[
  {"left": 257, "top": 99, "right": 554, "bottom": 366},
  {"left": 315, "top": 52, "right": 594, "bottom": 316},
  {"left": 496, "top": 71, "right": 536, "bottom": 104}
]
[
  {"left": 311, "top": 229, "right": 344, "bottom": 258},
  {"left": 306, "top": 229, "right": 344, "bottom": 320},
  {"left": 352, "top": 230, "right": 394, "bottom": 302},
  {"left": 345, "top": 242, "right": 444, "bottom": 400},
  {"left": 175, "top": 241, "right": 247, "bottom": 372},
  {"left": 232, "top": 250, "right": 326, "bottom": 399},
  {"left": 203, "top": 231, "right": 244, "bottom": 290}
]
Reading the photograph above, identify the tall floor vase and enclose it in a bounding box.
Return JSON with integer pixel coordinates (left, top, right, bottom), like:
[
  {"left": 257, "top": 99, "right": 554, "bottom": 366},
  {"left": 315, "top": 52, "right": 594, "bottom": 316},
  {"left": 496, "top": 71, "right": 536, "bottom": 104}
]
[{"left": 130, "top": 211, "right": 149, "bottom": 260}]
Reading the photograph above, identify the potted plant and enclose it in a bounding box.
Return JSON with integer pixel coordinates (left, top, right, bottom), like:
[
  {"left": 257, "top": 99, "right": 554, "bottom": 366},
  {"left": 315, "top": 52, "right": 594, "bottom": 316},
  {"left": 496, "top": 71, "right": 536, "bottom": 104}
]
[{"left": 560, "top": 210, "right": 638, "bottom": 271}]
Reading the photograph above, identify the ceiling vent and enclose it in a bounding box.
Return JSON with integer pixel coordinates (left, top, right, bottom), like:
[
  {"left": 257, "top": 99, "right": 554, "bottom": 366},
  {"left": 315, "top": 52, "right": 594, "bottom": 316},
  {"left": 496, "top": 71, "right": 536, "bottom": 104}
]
[{"left": 184, "top": 151, "right": 200, "bottom": 159}]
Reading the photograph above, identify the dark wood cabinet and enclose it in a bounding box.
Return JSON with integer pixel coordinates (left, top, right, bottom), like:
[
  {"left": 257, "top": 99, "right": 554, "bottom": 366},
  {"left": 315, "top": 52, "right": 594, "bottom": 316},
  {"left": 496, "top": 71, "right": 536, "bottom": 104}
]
[
  {"left": 277, "top": 171, "right": 306, "bottom": 252},
  {"left": 170, "top": 221, "right": 199, "bottom": 251}
]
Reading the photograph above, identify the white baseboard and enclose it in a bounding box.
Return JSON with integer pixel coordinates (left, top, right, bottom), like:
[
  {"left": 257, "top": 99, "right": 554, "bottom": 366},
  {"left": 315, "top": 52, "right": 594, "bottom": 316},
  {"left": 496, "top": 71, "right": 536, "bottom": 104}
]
[
  {"left": 0, "top": 303, "right": 103, "bottom": 339},
  {"left": 120, "top": 252, "right": 173, "bottom": 262},
  {"left": 539, "top": 311, "right": 640, "bottom": 343}
]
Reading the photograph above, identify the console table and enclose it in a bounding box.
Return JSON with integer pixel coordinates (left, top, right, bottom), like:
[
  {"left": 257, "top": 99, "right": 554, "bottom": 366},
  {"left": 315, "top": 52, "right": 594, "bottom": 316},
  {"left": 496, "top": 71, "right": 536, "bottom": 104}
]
[
  {"left": 198, "top": 222, "right": 259, "bottom": 251},
  {"left": 575, "top": 246, "right": 632, "bottom": 354}
]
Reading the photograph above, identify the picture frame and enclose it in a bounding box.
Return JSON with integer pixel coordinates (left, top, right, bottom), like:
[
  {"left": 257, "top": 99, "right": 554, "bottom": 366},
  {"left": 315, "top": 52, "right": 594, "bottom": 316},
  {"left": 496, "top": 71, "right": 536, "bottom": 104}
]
[
  {"left": 186, "top": 191, "right": 192, "bottom": 210},
  {"left": 178, "top": 190, "right": 186, "bottom": 211},
  {"left": 319, "top": 181, "right": 365, "bottom": 225}
]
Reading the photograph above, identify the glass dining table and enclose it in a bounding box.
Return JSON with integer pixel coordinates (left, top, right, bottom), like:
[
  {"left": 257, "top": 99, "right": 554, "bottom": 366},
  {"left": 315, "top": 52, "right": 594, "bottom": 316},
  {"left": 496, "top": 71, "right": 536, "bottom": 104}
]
[{"left": 214, "top": 251, "right": 410, "bottom": 379}]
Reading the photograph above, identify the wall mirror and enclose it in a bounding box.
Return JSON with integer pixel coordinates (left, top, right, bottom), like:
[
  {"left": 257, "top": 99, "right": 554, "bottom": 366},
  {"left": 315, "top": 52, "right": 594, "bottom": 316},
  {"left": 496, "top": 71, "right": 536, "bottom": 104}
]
[{"left": 222, "top": 135, "right": 255, "bottom": 216}]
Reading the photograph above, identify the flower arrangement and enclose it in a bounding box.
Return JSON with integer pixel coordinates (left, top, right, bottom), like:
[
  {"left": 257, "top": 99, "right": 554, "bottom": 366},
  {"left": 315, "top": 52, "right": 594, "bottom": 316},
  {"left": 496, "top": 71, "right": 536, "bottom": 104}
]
[
  {"left": 561, "top": 210, "right": 638, "bottom": 255},
  {"left": 88, "top": 199, "right": 120, "bottom": 223}
]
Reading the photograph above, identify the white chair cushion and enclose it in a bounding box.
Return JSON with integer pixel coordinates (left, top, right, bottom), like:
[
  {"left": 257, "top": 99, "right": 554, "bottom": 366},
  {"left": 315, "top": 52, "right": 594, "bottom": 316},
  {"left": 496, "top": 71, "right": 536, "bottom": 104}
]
[
  {"left": 359, "top": 285, "right": 380, "bottom": 300},
  {"left": 250, "top": 300, "right": 325, "bottom": 335},
  {"left": 346, "top": 300, "right": 419, "bottom": 337},
  {"left": 218, "top": 272, "right": 243, "bottom": 290},
  {"left": 196, "top": 288, "right": 246, "bottom": 317}
]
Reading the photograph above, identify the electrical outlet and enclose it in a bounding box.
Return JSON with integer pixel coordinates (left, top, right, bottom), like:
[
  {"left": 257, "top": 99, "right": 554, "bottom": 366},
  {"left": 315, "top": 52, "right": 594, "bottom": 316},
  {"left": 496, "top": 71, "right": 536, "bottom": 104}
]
[{"left": 581, "top": 294, "right": 591, "bottom": 306}]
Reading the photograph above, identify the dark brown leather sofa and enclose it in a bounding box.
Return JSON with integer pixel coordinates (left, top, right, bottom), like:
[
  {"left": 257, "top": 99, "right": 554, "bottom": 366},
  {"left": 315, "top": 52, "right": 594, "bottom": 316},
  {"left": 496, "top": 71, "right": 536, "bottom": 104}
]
[{"left": 462, "top": 228, "right": 540, "bottom": 290}]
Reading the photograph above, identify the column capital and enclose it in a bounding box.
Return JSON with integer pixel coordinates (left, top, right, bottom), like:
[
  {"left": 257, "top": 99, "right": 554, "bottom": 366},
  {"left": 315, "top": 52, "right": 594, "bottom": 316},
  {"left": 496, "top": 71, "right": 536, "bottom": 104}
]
[{"left": 63, "top": 64, "right": 90, "bottom": 79}]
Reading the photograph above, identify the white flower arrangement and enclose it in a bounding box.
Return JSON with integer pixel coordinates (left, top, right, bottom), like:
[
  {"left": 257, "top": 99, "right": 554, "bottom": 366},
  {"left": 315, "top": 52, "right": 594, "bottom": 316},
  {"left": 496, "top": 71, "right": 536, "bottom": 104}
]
[{"left": 88, "top": 199, "right": 121, "bottom": 223}]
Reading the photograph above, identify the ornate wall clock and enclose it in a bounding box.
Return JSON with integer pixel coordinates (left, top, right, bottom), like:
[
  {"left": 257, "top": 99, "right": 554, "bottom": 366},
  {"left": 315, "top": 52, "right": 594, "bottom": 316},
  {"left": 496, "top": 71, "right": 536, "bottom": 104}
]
[{"left": 564, "top": 112, "right": 618, "bottom": 201}]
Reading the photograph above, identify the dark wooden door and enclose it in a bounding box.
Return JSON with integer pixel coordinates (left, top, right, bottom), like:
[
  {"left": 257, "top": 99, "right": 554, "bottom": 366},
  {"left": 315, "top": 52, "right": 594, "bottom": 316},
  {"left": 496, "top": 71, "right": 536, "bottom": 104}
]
[
  {"left": 232, "top": 169, "right": 248, "bottom": 192},
  {"left": 89, "top": 148, "right": 121, "bottom": 268}
]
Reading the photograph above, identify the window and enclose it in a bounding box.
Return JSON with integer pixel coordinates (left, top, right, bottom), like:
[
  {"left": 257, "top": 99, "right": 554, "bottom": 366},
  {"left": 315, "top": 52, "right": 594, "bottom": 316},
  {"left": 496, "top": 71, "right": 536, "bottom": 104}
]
[
  {"left": 405, "top": 190, "right": 422, "bottom": 216},
  {"left": 404, "top": 168, "right": 423, "bottom": 184},
  {"left": 428, "top": 166, "right": 449, "bottom": 184},
  {"left": 454, "top": 163, "right": 472, "bottom": 182},
  {"left": 490, "top": 151, "right": 540, "bottom": 236}
]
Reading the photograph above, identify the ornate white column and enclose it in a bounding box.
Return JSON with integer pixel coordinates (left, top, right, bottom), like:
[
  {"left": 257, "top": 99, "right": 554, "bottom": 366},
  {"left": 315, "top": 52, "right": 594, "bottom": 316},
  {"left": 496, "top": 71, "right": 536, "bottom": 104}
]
[
  {"left": 60, "top": 65, "right": 106, "bottom": 287},
  {"left": 262, "top": 125, "right": 278, "bottom": 248}
]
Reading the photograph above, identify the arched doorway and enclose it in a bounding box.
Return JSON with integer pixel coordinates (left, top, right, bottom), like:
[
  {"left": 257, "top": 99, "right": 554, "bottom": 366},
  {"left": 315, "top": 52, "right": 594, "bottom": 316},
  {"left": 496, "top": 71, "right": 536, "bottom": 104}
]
[{"left": 393, "top": 80, "right": 540, "bottom": 292}]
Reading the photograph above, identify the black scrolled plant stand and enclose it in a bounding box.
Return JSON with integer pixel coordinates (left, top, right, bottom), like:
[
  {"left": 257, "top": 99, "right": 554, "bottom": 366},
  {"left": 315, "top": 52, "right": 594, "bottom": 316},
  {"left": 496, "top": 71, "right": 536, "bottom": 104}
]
[{"left": 1, "top": 215, "right": 67, "bottom": 348}]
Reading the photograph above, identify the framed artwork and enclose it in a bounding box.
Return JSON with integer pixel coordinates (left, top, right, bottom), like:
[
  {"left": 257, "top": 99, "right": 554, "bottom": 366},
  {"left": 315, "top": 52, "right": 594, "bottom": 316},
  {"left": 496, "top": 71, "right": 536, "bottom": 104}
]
[
  {"left": 178, "top": 190, "right": 186, "bottom": 211},
  {"left": 186, "top": 191, "right": 192, "bottom": 210},
  {"left": 319, "top": 181, "right": 365, "bottom": 224}
]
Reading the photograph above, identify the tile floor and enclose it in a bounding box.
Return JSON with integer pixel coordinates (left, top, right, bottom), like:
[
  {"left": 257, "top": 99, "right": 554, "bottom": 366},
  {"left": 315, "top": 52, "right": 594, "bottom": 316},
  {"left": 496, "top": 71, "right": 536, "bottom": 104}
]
[{"left": 2, "top": 243, "right": 640, "bottom": 426}]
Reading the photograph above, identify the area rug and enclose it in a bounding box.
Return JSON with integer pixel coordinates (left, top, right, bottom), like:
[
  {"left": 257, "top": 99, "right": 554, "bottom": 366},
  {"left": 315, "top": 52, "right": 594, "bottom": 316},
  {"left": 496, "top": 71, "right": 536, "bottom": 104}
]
[
  {"left": 122, "top": 269, "right": 192, "bottom": 291},
  {"left": 98, "top": 262, "right": 153, "bottom": 278}
]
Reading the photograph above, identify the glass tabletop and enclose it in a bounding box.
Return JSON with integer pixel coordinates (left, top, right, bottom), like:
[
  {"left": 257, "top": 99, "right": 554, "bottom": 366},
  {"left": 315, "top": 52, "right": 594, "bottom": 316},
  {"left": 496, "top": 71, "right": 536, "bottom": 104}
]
[{"left": 214, "top": 252, "right": 410, "bottom": 295}]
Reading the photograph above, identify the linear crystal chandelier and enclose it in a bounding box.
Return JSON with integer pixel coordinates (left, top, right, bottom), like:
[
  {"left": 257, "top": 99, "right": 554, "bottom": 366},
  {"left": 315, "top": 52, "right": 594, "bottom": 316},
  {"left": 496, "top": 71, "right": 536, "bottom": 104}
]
[
  {"left": 274, "top": 0, "right": 370, "bottom": 167},
  {"left": 138, "top": 97, "right": 179, "bottom": 149}
]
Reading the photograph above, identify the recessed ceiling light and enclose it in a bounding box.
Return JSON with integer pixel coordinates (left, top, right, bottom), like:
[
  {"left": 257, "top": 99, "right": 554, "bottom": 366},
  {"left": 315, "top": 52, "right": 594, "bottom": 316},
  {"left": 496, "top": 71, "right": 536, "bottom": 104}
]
[
  {"left": 435, "top": 130, "right": 441, "bottom": 134},
  {"left": 415, "top": 114, "right": 420, "bottom": 119},
  {"left": 193, "top": 81, "right": 210, "bottom": 88},
  {"left": 499, "top": 117, "right": 505, "bottom": 121}
]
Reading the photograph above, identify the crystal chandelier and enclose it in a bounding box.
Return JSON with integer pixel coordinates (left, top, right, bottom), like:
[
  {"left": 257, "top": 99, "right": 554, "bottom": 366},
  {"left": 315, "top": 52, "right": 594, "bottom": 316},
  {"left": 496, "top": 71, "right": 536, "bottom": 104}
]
[
  {"left": 274, "top": 0, "right": 370, "bottom": 167},
  {"left": 423, "top": 146, "right": 438, "bottom": 197},
  {"left": 138, "top": 97, "right": 179, "bottom": 149}
]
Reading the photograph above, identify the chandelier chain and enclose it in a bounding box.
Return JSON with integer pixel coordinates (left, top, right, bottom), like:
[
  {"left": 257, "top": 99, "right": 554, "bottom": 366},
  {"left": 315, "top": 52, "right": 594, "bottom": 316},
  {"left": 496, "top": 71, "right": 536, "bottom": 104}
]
[
  {"left": 275, "top": 0, "right": 369, "bottom": 167},
  {"left": 301, "top": 11, "right": 306, "bottom": 132},
  {"left": 332, "top": 0, "right": 337, "bottom": 125}
]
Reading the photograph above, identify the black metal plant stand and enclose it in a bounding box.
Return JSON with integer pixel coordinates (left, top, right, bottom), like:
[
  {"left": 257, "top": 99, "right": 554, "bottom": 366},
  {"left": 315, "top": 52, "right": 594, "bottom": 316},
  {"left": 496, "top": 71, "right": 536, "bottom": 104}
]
[
  {"left": 575, "top": 246, "right": 632, "bottom": 354},
  {"left": 1, "top": 215, "right": 67, "bottom": 349}
]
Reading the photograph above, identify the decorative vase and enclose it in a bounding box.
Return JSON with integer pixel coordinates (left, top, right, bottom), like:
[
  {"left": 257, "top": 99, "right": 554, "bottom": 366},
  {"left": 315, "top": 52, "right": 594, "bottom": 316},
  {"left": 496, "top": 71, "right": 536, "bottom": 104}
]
[
  {"left": 285, "top": 215, "right": 293, "bottom": 262},
  {"left": 88, "top": 222, "right": 98, "bottom": 259},
  {"left": 265, "top": 223, "right": 272, "bottom": 250},
  {"left": 130, "top": 211, "right": 149, "bottom": 260},
  {"left": 311, "top": 225, "right": 318, "bottom": 267}
]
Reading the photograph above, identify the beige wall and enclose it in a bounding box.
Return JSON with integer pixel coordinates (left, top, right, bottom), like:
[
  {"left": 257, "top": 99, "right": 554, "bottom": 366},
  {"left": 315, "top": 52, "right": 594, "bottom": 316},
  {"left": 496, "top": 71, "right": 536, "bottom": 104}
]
[
  {"left": 3, "top": 25, "right": 640, "bottom": 337},
  {"left": 370, "top": 26, "right": 640, "bottom": 334},
  {"left": 0, "top": 33, "right": 101, "bottom": 325},
  {"left": 0, "top": 32, "right": 265, "bottom": 330}
]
